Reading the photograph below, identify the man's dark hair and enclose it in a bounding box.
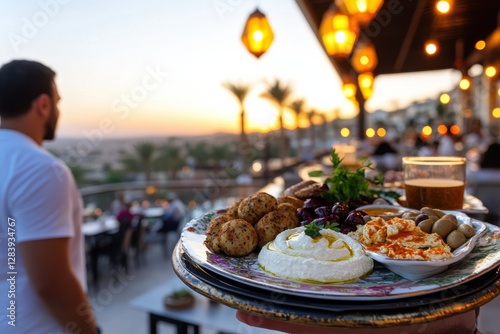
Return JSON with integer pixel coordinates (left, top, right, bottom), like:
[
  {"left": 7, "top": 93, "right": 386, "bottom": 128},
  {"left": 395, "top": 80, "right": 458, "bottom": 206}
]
[{"left": 0, "top": 60, "right": 56, "bottom": 118}]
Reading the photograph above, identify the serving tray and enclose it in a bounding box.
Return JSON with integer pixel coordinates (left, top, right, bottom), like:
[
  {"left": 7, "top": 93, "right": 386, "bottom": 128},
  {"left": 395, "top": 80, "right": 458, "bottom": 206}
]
[{"left": 181, "top": 210, "right": 500, "bottom": 301}]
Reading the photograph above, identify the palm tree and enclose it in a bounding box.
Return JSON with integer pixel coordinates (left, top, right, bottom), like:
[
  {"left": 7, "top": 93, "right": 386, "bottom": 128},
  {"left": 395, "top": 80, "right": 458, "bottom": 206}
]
[
  {"left": 289, "top": 98, "right": 305, "bottom": 158},
  {"left": 222, "top": 82, "right": 251, "bottom": 174},
  {"left": 133, "top": 141, "right": 156, "bottom": 181},
  {"left": 307, "top": 109, "right": 317, "bottom": 148},
  {"left": 154, "top": 143, "right": 184, "bottom": 180},
  {"left": 319, "top": 112, "right": 329, "bottom": 148},
  {"left": 261, "top": 79, "right": 293, "bottom": 165}
]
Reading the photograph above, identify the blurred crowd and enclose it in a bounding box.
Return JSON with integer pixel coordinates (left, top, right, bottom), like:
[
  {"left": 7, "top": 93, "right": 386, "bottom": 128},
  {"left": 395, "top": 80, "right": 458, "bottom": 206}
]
[{"left": 359, "top": 118, "right": 500, "bottom": 173}]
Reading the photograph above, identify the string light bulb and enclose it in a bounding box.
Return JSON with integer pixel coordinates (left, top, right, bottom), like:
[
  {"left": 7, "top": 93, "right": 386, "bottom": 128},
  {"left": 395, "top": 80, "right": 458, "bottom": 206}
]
[
  {"left": 425, "top": 40, "right": 438, "bottom": 55},
  {"left": 485, "top": 66, "right": 497, "bottom": 78},
  {"left": 459, "top": 77, "right": 471, "bottom": 90},
  {"left": 475, "top": 40, "right": 486, "bottom": 50},
  {"left": 436, "top": 0, "right": 451, "bottom": 14}
]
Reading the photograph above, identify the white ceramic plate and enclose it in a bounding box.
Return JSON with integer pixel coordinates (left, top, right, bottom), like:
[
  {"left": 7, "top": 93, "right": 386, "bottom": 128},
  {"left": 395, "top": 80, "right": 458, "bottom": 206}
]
[{"left": 362, "top": 211, "right": 488, "bottom": 281}]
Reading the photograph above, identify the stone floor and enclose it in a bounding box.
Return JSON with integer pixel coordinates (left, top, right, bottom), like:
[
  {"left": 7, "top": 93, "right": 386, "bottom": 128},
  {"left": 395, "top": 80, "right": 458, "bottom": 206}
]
[{"left": 88, "top": 235, "right": 500, "bottom": 334}]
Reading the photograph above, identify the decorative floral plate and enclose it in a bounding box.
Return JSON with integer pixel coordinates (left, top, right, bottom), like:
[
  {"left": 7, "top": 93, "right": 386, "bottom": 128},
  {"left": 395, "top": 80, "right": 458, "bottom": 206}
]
[{"left": 181, "top": 210, "right": 500, "bottom": 301}]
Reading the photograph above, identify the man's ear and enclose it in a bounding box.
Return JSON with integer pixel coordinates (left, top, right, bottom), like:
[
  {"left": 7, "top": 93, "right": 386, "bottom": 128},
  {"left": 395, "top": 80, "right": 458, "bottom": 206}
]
[{"left": 33, "top": 94, "right": 51, "bottom": 118}]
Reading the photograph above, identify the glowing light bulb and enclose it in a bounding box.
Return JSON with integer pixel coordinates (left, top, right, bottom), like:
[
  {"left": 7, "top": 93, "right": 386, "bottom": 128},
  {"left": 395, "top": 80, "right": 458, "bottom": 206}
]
[{"left": 436, "top": 0, "right": 451, "bottom": 14}]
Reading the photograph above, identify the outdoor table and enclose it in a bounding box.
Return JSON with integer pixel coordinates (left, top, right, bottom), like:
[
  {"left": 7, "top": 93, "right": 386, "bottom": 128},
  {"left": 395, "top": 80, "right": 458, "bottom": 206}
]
[
  {"left": 83, "top": 217, "right": 119, "bottom": 237},
  {"left": 83, "top": 217, "right": 120, "bottom": 286},
  {"left": 129, "top": 276, "right": 279, "bottom": 334}
]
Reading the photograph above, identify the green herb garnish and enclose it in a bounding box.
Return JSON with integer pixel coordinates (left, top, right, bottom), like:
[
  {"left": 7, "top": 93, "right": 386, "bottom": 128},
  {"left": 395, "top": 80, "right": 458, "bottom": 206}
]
[
  {"left": 309, "top": 149, "right": 400, "bottom": 203},
  {"left": 324, "top": 222, "right": 340, "bottom": 231},
  {"left": 304, "top": 221, "right": 340, "bottom": 238},
  {"left": 304, "top": 222, "right": 322, "bottom": 238}
]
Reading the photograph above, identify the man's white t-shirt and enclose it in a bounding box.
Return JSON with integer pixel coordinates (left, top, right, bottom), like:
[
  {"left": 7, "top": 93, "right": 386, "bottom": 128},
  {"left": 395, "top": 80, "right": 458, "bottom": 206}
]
[{"left": 0, "top": 130, "right": 86, "bottom": 333}]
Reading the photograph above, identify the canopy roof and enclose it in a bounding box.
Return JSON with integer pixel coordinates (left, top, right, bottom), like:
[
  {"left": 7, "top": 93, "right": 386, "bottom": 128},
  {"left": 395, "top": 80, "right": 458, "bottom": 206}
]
[{"left": 296, "top": 0, "right": 500, "bottom": 79}]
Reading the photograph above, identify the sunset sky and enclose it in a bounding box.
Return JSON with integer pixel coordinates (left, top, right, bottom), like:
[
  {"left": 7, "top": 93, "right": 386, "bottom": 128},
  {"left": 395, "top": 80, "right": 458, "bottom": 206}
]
[{"left": 0, "top": 0, "right": 460, "bottom": 138}]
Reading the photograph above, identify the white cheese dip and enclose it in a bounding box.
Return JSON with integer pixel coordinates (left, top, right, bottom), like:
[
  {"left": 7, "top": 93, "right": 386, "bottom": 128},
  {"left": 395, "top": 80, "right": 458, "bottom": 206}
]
[{"left": 258, "top": 227, "right": 373, "bottom": 283}]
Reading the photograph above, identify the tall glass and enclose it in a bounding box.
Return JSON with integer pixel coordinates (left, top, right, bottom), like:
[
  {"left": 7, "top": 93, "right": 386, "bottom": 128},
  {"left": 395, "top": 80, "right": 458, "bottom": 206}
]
[{"left": 402, "top": 157, "right": 466, "bottom": 210}]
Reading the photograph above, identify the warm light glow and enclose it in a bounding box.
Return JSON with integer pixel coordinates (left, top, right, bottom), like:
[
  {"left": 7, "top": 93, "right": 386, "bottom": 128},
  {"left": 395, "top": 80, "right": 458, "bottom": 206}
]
[
  {"left": 252, "top": 30, "right": 263, "bottom": 42},
  {"left": 336, "top": 0, "right": 384, "bottom": 26},
  {"left": 459, "top": 77, "right": 470, "bottom": 90},
  {"left": 439, "top": 93, "right": 451, "bottom": 104},
  {"left": 450, "top": 124, "right": 460, "bottom": 135},
  {"left": 485, "top": 66, "right": 497, "bottom": 78},
  {"left": 320, "top": 6, "right": 359, "bottom": 57},
  {"left": 252, "top": 161, "right": 263, "bottom": 173},
  {"left": 498, "top": 88, "right": 500, "bottom": 96},
  {"left": 436, "top": 0, "right": 451, "bottom": 14},
  {"left": 343, "top": 83, "right": 357, "bottom": 99},
  {"left": 358, "top": 72, "right": 374, "bottom": 99},
  {"left": 377, "top": 127, "right": 386, "bottom": 137},
  {"left": 425, "top": 40, "right": 438, "bottom": 55},
  {"left": 422, "top": 125, "right": 433, "bottom": 136},
  {"left": 145, "top": 185, "right": 157, "bottom": 195},
  {"left": 340, "top": 127, "right": 350, "bottom": 137},
  {"left": 469, "top": 64, "right": 483, "bottom": 77},
  {"left": 366, "top": 128, "right": 375, "bottom": 138},
  {"left": 241, "top": 8, "right": 274, "bottom": 58},
  {"left": 493, "top": 108, "right": 500, "bottom": 119},
  {"left": 351, "top": 42, "right": 378, "bottom": 73},
  {"left": 475, "top": 40, "right": 486, "bottom": 50},
  {"left": 437, "top": 124, "right": 448, "bottom": 135}
]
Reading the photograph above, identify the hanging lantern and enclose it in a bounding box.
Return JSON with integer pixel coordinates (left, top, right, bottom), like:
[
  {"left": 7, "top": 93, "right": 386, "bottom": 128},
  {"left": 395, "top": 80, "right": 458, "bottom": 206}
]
[
  {"left": 335, "top": 0, "right": 384, "bottom": 26},
  {"left": 320, "top": 5, "right": 359, "bottom": 57},
  {"left": 358, "top": 72, "right": 374, "bottom": 99},
  {"left": 241, "top": 8, "right": 274, "bottom": 58},
  {"left": 351, "top": 42, "right": 378, "bottom": 73}
]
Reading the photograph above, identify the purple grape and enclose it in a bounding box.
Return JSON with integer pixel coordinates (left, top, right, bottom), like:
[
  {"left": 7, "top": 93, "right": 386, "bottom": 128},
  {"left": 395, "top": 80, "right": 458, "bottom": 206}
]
[
  {"left": 314, "top": 206, "right": 331, "bottom": 218},
  {"left": 312, "top": 217, "right": 329, "bottom": 226},
  {"left": 297, "top": 208, "right": 315, "bottom": 222},
  {"left": 340, "top": 225, "right": 357, "bottom": 234},
  {"left": 344, "top": 210, "right": 365, "bottom": 227},
  {"left": 328, "top": 214, "right": 341, "bottom": 223},
  {"left": 331, "top": 202, "right": 349, "bottom": 220},
  {"left": 415, "top": 214, "right": 429, "bottom": 224},
  {"left": 300, "top": 220, "right": 311, "bottom": 226},
  {"left": 302, "top": 197, "right": 327, "bottom": 209}
]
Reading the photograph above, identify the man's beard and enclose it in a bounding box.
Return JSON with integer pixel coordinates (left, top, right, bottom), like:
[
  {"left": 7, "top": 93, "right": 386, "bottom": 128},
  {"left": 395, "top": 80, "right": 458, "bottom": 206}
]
[{"left": 43, "top": 103, "right": 57, "bottom": 140}]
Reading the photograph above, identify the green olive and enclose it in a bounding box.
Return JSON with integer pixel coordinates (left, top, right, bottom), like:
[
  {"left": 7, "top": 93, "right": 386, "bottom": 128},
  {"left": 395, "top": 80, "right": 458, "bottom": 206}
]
[
  {"left": 442, "top": 214, "right": 458, "bottom": 225},
  {"left": 446, "top": 230, "right": 467, "bottom": 250},
  {"left": 418, "top": 219, "right": 434, "bottom": 233},
  {"left": 457, "top": 224, "right": 475, "bottom": 238},
  {"left": 433, "top": 209, "right": 446, "bottom": 218},
  {"left": 428, "top": 215, "right": 439, "bottom": 223},
  {"left": 432, "top": 218, "right": 454, "bottom": 238},
  {"left": 421, "top": 208, "right": 437, "bottom": 217}
]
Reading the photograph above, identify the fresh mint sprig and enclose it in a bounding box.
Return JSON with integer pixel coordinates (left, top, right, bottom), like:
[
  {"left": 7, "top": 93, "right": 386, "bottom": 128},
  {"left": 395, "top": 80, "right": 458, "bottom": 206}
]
[{"left": 304, "top": 221, "right": 340, "bottom": 238}]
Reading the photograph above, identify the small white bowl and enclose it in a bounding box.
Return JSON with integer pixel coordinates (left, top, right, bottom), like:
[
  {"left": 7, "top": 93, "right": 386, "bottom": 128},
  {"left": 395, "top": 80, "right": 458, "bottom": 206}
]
[{"left": 362, "top": 212, "right": 487, "bottom": 281}]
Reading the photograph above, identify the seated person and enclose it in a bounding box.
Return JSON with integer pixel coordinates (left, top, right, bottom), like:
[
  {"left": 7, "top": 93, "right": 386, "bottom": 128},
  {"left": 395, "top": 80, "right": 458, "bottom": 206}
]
[
  {"left": 480, "top": 142, "right": 500, "bottom": 169},
  {"left": 161, "top": 195, "right": 186, "bottom": 234},
  {"left": 116, "top": 202, "right": 135, "bottom": 227}
]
